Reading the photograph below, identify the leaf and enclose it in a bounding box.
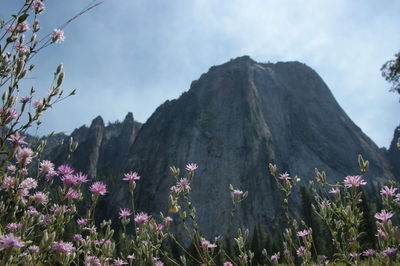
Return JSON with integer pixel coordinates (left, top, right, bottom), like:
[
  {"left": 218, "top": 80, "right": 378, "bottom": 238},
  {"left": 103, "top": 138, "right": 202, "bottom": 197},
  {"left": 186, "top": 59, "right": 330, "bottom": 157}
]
[{"left": 17, "top": 14, "right": 29, "bottom": 23}]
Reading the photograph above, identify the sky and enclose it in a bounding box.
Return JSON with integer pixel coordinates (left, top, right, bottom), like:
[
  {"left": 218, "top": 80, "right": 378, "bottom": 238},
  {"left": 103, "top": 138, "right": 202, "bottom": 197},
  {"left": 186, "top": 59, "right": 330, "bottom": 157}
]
[{"left": 2, "top": 0, "right": 400, "bottom": 148}]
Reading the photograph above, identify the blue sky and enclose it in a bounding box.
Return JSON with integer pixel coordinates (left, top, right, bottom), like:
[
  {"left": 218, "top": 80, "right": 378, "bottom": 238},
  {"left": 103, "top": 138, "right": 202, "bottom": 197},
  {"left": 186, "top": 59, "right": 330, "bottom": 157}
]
[{"left": 2, "top": 0, "right": 400, "bottom": 147}]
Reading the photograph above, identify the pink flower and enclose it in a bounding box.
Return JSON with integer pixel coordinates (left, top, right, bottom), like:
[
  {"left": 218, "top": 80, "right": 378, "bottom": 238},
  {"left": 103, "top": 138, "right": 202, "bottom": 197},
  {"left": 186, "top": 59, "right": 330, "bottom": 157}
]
[
  {"left": 113, "top": 258, "right": 128, "bottom": 265},
  {"left": 374, "top": 209, "right": 394, "bottom": 223},
  {"left": 343, "top": 175, "right": 367, "bottom": 188},
  {"left": 31, "top": 0, "right": 46, "bottom": 14},
  {"left": 380, "top": 186, "right": 397, "bottom": 197},
  {"left": 2, "top": 176, "right": 16, "bottom": 190},
  {"left": 297, "top": 229, "right": 311, "bottom": 238},
  {"left": 156, "top": 223, "right": 164, "bottom": 232},
  {"left": 201, "top": 239, "right": 217, "bottom": 249},
  {"left": 362, "top": 249, "right": 376, "bottom": 257},
  {"left": 61, "top": 174, "right": 77, "bottom": 186},
  {"left": 65, "top": 188, "right": 81, "bottom": 199},
  {"left": 329, "top": 187, "right": 340, "bottom": 194},
  {"left": 31, "top": 192, "right": 48, "bottom": 205},
  {"left": 7, "top": 165, "right": 16, "bottom": 173},
  {"left": 320, "top": 200, "right": 331, "bottom": 209},
  {"left": 233, "top": 189, "right": 243, "bottom": 195},
  {"left": 7, "top": 133, "right": 27, "bottom": 147},
  {"left": 39, "top": 160, "right": 54, "bottom": 174},
  {"left": 185, "top": 163, "right": 198, "bottom": 172},
  {"left": 27, "top": 206, "right": 38, "bottom": 216},
  {"left": 73, "top": 234, "right": 83, "bottom": 242},
  {"left": 134, "top": 212, "right": 149, "bottom": 224},
  {"left": 349, "top": 252, "right": 360, "bottom": 259},
  {"left": 271, "top": 253, "right": 279, "bottom": 262},
  {"left": 52, "top": 29, "right": 65, "bottom": 43},
  {"left": 19, "top": 178, "right": 37, "bottom": 190},
  {"left": 85, "top": 256, "right": 101, "bottom": 266},
  {"left": 223, "top": 262, "right": 233, "bottom": 266},
  {"left": 118, "top": 208, "right": 132, "bottom": 219},
  {"left": 74, "top": 172, "right": 89, "bottom": 185},
  {"left": 45, "top": 170, "right": 58, "bottom": 181},
  {"left": 0, "top": 234, "right": 24, "bottom": 250},
  {"left": 164, "top": 216, "right": 173, "bottom": 223},
  {"left": 6, "top": 223, "right": 22, "bottom": 232},
  {"left": 20, "top": 96, "right": 31, "bottom": 104},
  {"left": 41, "top": 214, "right": 53, "bottom": 227},
  {"left": 153, "top": 258, "right": 164, "bottom": 266},
  {"left": 296, "top": 246, "right": 306, "bottom": 257},
  {"left": 15, "top": 147, "right": 33, "bottom": 165},
  {"left": 123, "top": 171, "right": 141, "bottom": 181},
  {"left": 52, "top": 241, "right": 75, "bottom": 255},
  {"left": 377, "top": 229, "right": 387, "bottom": 238},
  {"left": 89, "top": 181, "right": 107, "bottom": 195},
  {"left": 57, "top": 165, "right": 74, "bottom": 175},
  {"left": 16, "top": 21, "right": 29, "bottom": 32},
  {"left": 28, "top": 245, "right": 39, "bottom": 254},
  {"left": 279, "top": 172, "right": 291, "bottom": 181},
  {"left": 177, "top": 178, "right": 191, "bottom": 192},
  {"left": 382, "top": 247, "right": 397, "bottom": 257},
  {"left": 77, "top": 218, "right": 88, "bottom": 226}
]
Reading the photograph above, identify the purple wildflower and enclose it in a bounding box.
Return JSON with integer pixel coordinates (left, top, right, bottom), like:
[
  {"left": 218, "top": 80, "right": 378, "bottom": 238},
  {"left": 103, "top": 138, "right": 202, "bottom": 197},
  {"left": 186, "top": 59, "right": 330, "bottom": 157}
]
[
  {"left": 77, "top": 218, "right": 88, "bottom": 226},
  {"left": 297, "top": 229, "right": 311, "bottom": 238},
  {"left": 7, "top": 133, "right": 27, "bottom": 147},
  {"left": 89, "top": 182, "right": 107, "bottom": 195},
  {"left": 85, "top": 256, "right": 101, "bottom": 266},
  {"left": 223, "top": 262, "right": 233, "bottom": 266},
  {"left": 31, "top": 192, "right": 48, "bottom": 205},
  {"left": 185, "top": 163, "right": 198, "bottom": 172},
  {"left": 271, "top": 253, "right": 279, "bottom": 262},
  {"left": 20, "top": 97, "right": 31, "bottom": 104},
  {"left": 52, "top": 29, "right": 65, "bottom": 43},
  {"left": 73, "top": 234, "right": 84, "bottom": 242},
  {"left": 19, "top": 178, "right": 37, "bottom": 190},
  {"left": 380, "top": 186, "right": 397, "bottom": 197},
  {"left": 52, "top": 241, "right": 75, "bottom": 255},
  {"left": 177, "top": 178, "right": 191, "bottom": 192},
  {"left": 31, "top": 0, "right": 46, "bottom": 14},
  {"left": 2, "top": 176, "right": 16, "bottom": 190},
  {"left": 382, "top": 247, "right": 397, "bottom": 257},
  {"left": 0, "top": 234, "right": 24, "bottom": 250},
  {"left": 15, "top": 147, "right": 33, "bottom": 165},
  {"left": 74, "top": 172, "right": 89, "bottom": 185},
  {"left": 343, "top": 175, "right": 367, "bottom": 188},
  {"left": 16, "top": 21, "right": 29, "bottom": 32},
  {"left": 123, "top": 171, "right": 141, "bottom": 181},
  {"left": 374, "top": 210, "right": 394, "bottom": 223},
  {"left": 39, "top": 160, "right": 54, "bottom": 174},
  {"left": 28, "top": 245, "right": 39, "bottom": 254},
  {"left": 118, "top": 208, "right": 132, "bottom": 219},
  {"left": 134, "top": 212, "right": 149, "bottom": 224},
  {"left": 279, "top": 172, "right": 291, "bottom": 180},
  {"left": 57, "top": 165, "right": 74, "bottom": 175},
  {"left": 164, "top": 216, "right": 173, "bottom": 223},
  {"left": 233, "top": 189, "right": 243, "bottom": 195},
  {"left": 6, "top": 223, "right": 22, "bottom": 232},
  {"left": 65, "top": 188, "right": 81, "bottom": 200},
  {"left": 296, "top": 246, "right": 306, "bottom": 257},
  {"left": 114, "top": 258, "right": 128, "bottom": 265},
  {"left": 363, "top": 249, "right": 376, "bottom": 257}
]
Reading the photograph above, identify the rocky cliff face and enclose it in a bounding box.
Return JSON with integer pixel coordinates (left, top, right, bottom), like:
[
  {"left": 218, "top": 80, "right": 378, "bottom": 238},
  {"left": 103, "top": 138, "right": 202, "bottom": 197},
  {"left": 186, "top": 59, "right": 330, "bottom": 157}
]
[
  {"left": 388, "top": 126, "right": 400, "bottom": 180},
  {"left": 46, "top": 112, "right": 142, "bottom": 179},
  {"left": 106, "top": 56, "right": 394, "bottom": 236}
]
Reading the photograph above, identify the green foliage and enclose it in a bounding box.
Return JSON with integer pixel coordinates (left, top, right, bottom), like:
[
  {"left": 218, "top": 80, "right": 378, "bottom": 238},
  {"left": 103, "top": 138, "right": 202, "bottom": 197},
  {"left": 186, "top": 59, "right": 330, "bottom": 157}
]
[{"left": 381, "top": 51, "right": 400, "bottom": 94}]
